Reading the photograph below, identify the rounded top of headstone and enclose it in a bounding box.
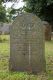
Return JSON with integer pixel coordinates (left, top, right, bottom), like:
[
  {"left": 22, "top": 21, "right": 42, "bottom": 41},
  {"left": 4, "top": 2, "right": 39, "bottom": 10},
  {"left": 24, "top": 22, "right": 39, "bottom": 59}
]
[{"left": 13, "top": 13, "right": 42, "bottom": 25}]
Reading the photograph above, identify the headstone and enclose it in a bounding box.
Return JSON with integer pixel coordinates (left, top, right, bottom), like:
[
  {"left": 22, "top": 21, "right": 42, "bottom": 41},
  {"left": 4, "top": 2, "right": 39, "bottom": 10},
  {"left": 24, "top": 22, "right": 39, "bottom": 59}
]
[
  {"left": 43, "top": 21, "right": 51, "bottom": 41},
  {"left": 0, "top": 23, "right": 11, "bottom": 35},
  {"left": 10, "top": 13, "right": 46, "bottom": 73}
]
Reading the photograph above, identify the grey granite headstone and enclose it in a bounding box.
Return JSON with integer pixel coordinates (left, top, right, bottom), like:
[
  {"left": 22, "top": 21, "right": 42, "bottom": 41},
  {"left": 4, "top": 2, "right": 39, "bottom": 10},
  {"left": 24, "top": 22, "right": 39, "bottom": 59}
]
[{"left": 10, "top": 13, "right": 46, "bottom": 73}]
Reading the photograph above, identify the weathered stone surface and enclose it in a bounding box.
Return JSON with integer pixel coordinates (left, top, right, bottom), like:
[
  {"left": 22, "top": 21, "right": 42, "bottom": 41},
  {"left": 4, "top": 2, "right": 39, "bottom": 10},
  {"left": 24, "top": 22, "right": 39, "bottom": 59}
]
[{"left": 10, "top": 13, "right": 46, "bottom": 73}]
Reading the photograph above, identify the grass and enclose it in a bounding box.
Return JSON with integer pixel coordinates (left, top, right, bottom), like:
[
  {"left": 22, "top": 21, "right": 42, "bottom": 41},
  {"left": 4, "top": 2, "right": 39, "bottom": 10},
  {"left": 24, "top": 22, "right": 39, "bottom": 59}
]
[
  {"left": 0, "top": 35, "right": 53, "bottom": 80},
  {"left": 45, "top": 40, "right": 53, "bottom": 80}
]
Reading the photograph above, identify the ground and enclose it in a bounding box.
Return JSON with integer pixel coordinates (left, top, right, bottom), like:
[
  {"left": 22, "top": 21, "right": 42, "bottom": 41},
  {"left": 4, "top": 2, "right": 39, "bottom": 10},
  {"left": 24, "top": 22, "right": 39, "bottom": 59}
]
[{"left": 0, "top": 35, "right": 53, "bottom": 80}]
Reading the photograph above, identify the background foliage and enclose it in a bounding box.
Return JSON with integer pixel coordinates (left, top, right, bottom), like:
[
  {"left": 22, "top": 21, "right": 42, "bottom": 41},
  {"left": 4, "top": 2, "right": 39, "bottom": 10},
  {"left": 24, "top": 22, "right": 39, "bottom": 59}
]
[{"left": 23, "top": 0, "right": 53, "bottom": 22}]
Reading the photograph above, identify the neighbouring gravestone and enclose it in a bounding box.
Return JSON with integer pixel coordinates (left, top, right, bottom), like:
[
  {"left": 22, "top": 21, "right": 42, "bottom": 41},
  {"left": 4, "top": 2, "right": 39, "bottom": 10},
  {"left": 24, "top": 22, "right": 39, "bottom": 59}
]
[
  {"left": 0, "top": 22, "right": 11, "bottom": 35},
  {"left": 10, "top": 13, "right": 46, "bottom": 73},
  {"left": 43, "top": 21, "right": 51, "bottom": 41}
]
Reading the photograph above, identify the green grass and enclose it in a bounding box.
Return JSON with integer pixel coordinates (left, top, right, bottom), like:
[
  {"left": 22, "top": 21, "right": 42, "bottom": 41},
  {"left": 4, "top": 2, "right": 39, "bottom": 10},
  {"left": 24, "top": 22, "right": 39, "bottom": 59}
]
[
  {"left": 45, "top": 40, "right": 53, "bottom": 80},
  {"left": 0, "top": 35, "right": 53, "bottom": 80}
]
